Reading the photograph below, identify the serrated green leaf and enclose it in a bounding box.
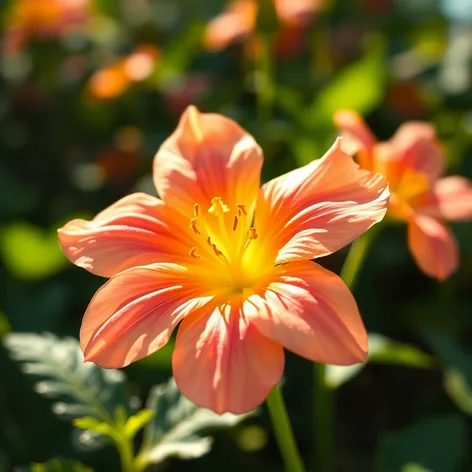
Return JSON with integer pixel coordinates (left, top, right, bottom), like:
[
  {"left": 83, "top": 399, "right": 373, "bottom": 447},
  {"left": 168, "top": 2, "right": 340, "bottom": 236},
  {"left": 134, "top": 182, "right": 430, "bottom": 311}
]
[
  {"left": 376, "top": 415, "right": 466, "bottom": 472},
  {"left": 0, "top": 222, "right": 68, "bottom": 280},
  {"left": 138, "top": 378, "right": 253, "bottom": 465},
  {"left": 3, "top": 333, "right": 129, "bottom": 422},
  {"left": 73, "top": 417, "right": 113, "bottom": 436},
  {"left": 326, "top": 334, "right": 434, "bottom": 388},
  {"left": 124, "top": 410, "right": 155, "bottom": 439},
  {"left": 18, "top": 458, "right": 93, "bottom": 472}
]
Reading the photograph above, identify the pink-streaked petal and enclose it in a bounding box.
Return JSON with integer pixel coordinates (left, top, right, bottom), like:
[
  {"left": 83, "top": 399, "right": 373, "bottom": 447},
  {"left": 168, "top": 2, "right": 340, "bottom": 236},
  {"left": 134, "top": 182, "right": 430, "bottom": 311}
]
[
  {"left": 246, "top": 139, "right": 389, "bottom": 267},
  {"left": 407, "top": 215, "right": 458, "bottom": 281},
  {"left": 173, "top": 304, "right": 284, "bottom": 414},
  {"left": 81, "top": 263, "right": 215, "bottom": 368},
  {"left": 388, "top": 122, "right": 445, "bottom": 183},
  {"left": 333, "top": 109, "right": 376, "bottom": 170},
  {"left": 420, "top": 176, "right": 472, "bottom": 221},
  {"left": 153, "top": 105, "right": 263, "bottom": 218},
  {"left": 245, "top": 260, "right": 368, "bottom": 365},
  {"left": 58, "top": 193, "right": 193, "bottom": 277}
]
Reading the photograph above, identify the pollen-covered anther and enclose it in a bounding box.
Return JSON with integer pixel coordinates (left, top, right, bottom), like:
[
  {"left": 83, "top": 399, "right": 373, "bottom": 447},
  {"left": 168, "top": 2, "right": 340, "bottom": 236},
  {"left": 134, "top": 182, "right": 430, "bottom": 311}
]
[
  {"left": 237, "top": 204, "right": 247, "bottom": 216},
  {"left": 232, "top": 216, "right": 239, "bottom": 231},
  {"left": 189, "top": 218, "right": 201, "bottom": 235},
  {"left": 249, "top": 227, "right": 258, "bottom": 239},
  {"left": 208, "top": 197, "right": 230, "bottom": 217},
  {"left": 189, "top": 247, "right": 200, "bottom": 258}
]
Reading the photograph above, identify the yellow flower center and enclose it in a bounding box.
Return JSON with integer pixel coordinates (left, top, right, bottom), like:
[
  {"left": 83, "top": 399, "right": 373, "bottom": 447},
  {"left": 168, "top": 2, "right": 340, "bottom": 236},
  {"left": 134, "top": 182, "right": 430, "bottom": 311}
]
[
  {"left": 187, "top": 197, "right": 260, "bottom": 294},
  {"left": 388, "top": 169, "right": 430, "bottom": 221}
]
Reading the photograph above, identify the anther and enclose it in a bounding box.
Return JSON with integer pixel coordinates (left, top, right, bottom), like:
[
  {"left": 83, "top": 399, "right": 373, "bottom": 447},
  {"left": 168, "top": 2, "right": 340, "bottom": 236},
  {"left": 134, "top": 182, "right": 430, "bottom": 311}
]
[
  {"left": 189, "top": 218, "right": 201, "bottom": 235},
  {"left": 233, "top": 216, "right": 239, "bottom": 231},
  {"left": 209, "top": 197, "right": 230, "bottom": 217},
  {"left": 249, "top": 227, "right": 258, "bottom": 240},
  {"left": 189, "top": 247, "right": 200, "bottom": 258},
  {"left": 207, "top": 236, "right": 212, "bottom": 246},
  {"left": 212, "top": 244, "right": 222, "bottom": 256},
  {"left": 193, "top": 203, "right": 199, "bottom": 217},
  {"left": 237, "top": 204, "right": 247, "bottom": 216}
]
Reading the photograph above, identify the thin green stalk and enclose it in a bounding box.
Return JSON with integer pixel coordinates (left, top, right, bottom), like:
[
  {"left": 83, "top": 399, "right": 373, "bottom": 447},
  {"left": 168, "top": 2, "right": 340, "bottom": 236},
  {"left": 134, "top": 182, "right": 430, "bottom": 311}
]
[
  {"left": 115, "top": 436, "right": 136, "bottom": 472},
  {"left": 340, "top": 225, "right": 381, "bottom": 290},
  {"left": 313, "top": 225, "right": 382, "bottom": 471},
  {"left": 267, "top": 384, "right": 306, "bottom": 472}
]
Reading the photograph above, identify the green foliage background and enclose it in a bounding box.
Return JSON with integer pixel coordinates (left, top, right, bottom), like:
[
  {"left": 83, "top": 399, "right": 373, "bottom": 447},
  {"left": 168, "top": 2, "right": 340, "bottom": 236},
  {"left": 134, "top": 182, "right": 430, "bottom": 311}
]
[{"left": 1, "top": 0, "right": 472, "bottom": 471}]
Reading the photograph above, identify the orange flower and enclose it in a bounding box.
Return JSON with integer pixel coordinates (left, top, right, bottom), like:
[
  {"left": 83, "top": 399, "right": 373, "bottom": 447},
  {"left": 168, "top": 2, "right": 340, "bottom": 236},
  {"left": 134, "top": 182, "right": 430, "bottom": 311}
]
[
  {"left": 88, "top": 45, "right": 160, "bottom": 100},
  {"left": 58, "top": 106, "right": 389, "bottom": 413},
  {"left": 334, "top": 110, "right": 472, "bottom": 280},
  {"left": 3, "top": 0, "right": 90, "bottom": 52},
  {"left": 204, "top": 0, "right": 324, "bottom": 53}
]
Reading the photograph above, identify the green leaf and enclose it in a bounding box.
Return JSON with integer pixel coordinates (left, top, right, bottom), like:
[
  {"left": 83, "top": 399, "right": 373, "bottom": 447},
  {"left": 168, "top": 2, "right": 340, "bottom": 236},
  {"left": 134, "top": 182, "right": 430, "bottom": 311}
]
[
  {"left": 307, "top": 36, "right": 387, "bottom": 127},
  {"left": 124, "top": 410, "right": 155, "bottom": 439},
  {"left": 73, "top": 417, "right": 113, "bottom": 436},
  {"left": 0, "top": 222, "right": 68, "bottom": 280},
  {"left": 423, "top": 329, "right": 472, "bottom": 416},
  {"left": 3, "top": 333, "right": 129, "bottom": 422},
  {"left": 326, "top": 334, "right": 434, "bottom": 388},
  {"left": 376, "top": 415, "right": 466, "bottom": 472},
  {"left": 138, "top": 378, "right": 253, "bottom": 465},
  {"left": 19, "top": 458, "right": 93, "bottom": 472},
  {"left": 402, "top": 464, "right": 432, "bottom": 472}
]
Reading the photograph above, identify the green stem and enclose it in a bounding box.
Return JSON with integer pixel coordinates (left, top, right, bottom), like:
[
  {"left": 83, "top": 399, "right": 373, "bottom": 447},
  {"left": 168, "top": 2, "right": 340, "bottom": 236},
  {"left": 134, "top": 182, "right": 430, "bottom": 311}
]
[
  {"left": 313, "top": 225, "right": 382, "bottom": 471},
  {"left": 115, "top": 436, "right": 137, "bottom": 472},
  {"left": 267, "top": 384, "right": 306, "bottom": 472},
  {"left": 340, "top": 225, "right": 380, "bottom": 290}
]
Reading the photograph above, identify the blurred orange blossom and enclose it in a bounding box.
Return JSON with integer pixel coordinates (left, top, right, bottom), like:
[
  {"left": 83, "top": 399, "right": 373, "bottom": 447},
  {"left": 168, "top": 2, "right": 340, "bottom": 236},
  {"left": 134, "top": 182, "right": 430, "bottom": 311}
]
[
  {"left": 335, "top": 110, "right": 472, "bottom": 280},
  {"left": 58, "top": 106, "right": 389, "bottom": 413},
  {"left": 3, "top": 0, "right": 90, "bottom": 52},
  {"left": 88, "top": 45, "right": 160, "bottom": 100},
  {"left": 204, "top": 0, "right": 325, "bottom": 55}
]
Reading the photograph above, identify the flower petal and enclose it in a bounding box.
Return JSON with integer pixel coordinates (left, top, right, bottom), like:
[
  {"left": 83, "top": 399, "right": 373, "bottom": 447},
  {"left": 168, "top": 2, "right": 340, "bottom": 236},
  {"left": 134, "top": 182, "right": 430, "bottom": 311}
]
[
  {"left": 173, "top": 304, "right": 284, "bottom": 414},
  {"left": 419, "top": 176, "right": 472, "bottom": 221},
  {"left": 247, "top": 139, "right": 389, "bottom": 267},
  {"left": 407, "top": 215, "right": 458, "bottom": 281},
  {"left": 245, "top": 260, "right": 368, "bottom": 365},
  {"left": 387, "top": 122, "right": 444, "bottom": 183},
  {"left": 153, "top": 105, "right": 263, "bottom": 217},
  {"left": 333, "top": 109, "right": 376, "bottom": 170},
  {"left": 81, "top": 263, "right": 214, "bottom": 368},
  {"left": 203, "top": 0, "right": 256, "bottom": 51},
  {"left": 58, "top": 193, "right": 192, "bottom": 277}
]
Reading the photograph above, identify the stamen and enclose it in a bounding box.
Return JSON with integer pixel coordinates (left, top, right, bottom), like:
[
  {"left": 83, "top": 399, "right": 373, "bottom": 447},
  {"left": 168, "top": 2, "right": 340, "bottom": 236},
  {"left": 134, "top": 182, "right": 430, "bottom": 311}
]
[
  {"left": 189, "top": 218, "right": 201, "bottom": 235},
  {"left": 209, "top": 197, "right": 230, "bottom": 217},
  {"left": 232, "top": 216, "right": 239, "bottom": 231},
  {"left": 193, "top": 203, "right": 199, "bottom": 217},
  {"left": 249, "top": 227, "right": 258, "bottom": 239},
  {"left": 237, "top": 204, "right": 247, "bottom": 216},
  {"left": 189, "top": 247, "right": 200, "bottom": 258},
  {"left": 212, "top": 244, "right": 222, "bottom": 256},
  {"left": 207, "top": 236, "right": 212, "bottom": 246}
]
